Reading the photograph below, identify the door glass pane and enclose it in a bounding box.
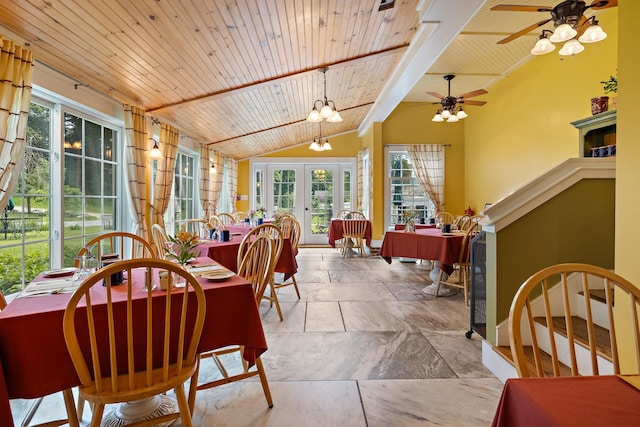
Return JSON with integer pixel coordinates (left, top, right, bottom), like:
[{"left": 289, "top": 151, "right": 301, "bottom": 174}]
[
  {"left": 343, "top": 170, "right": 351, "bottom": 211},
  {"left": 272, "top": 169, "right": 296, "bottom": 213},
  {"left": 310, "top": 169, "right": 333, "bottom": 235}
]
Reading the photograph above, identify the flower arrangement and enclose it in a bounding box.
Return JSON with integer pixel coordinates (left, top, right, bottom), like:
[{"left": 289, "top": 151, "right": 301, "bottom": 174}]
[
  {"left": 401, "top": 209, "right": 420, "bottom": 223},
  {"left": 165, "top": 230, "right": 199, "bottom": 265},
  {"left": 256, "top": 207, "right": 267, "bottom": 218},
  {"left": 249, "top": 209, "right": 257, "bottom": 219}
]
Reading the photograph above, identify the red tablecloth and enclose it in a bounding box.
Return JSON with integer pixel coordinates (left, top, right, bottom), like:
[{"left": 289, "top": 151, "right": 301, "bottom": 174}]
[
  {"left": 197, "top": 234, "right": 298, "bottom": 280},
  {"left": 492, "top": 375, "right": 640, "bottom": 427},
  {"left": 0, "top": 259, "right": 267, "bottom": 424},
  {"left": 327, "top": 219, "right": 372, "bottom": 248},
  {"left": 379, "top": 228, "right": 464, "bottom": 273}
]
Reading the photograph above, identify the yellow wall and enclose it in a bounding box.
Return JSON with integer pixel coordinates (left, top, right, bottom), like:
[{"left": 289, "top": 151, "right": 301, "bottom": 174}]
[
  {"left": 615, "top": 0, "right": 640, "bottom": 370},
  {"left": 235, "top": 160, "right": 250, "bottom": 213},
  {"left": 465, "top": 9, "right": 618, "bottom": 212},
  {"left": 383, "top": 103, "right": 467, "bottom": 214}
]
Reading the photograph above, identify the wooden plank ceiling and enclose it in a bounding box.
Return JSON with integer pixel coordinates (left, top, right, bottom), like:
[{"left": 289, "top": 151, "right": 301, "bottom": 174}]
[{"left": 0, "top": 0, "right": 418, "bottom": 159}]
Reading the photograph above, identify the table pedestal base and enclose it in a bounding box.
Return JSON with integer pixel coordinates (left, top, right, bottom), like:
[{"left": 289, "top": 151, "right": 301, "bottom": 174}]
[
  {"left": 421, "top": 262, "right": 456, "bottom": 296},
  {"left": 102, "top": 395, "right": 178, "bottom": 427}
]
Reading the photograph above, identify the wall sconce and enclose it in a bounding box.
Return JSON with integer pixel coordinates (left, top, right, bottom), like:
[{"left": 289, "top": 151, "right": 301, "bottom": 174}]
[{"left": 148, "top": 138, "right": 162, "bottom": 160}]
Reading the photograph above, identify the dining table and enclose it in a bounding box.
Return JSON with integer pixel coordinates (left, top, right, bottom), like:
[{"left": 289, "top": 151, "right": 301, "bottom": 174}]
[
  {"left": 491, "top": 375, "right": 640, "bottom": 427},
  {"left": 327, "top": 218, "right": 372, "bottom": 249},
  {"left": 197, "top": 226, "right": 298, "bottom": 280},
  {"left": 0, "top": 257, "right": 267, "bottom": 426},
  {"left": 379, "top": 227, "right": 465, "bottom": 296}
]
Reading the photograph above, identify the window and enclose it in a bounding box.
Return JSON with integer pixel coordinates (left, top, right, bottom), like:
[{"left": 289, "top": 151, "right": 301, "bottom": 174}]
[
  {"left": 172, "top": 152, "right": 197, "bottom": 233},
  {"left": 62, "top": 112, "right": 119, "bottom": 266},
  {"left": 272, "top": 169, "right": 296, "bottom": 212},
  {"left": 342, "top": 170, "right": 351, "bottom": 211},
  {"left": 0, "top": 102, "right": 53, "bottom": 294},
  {"left": 387, "top": 150, "right": 435, "bottom": 226}
]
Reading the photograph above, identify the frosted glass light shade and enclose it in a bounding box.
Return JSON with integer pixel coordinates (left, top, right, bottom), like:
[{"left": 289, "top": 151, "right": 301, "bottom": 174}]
[
  {"left": 320, "top": 104, "right": 333, "bottom": 118},
  {"left": 432, "top": 113, "right": 444, "bottom": 122},
  {"left": 531, "top": 37, "right": 556, "bottom": 55},
  {"left": 579, "top": 24, "right": 607, "bottom": 43},
  {"left": 550, "top": 24, "right": 577, "bottom": 43},
  {"left": 327, "top": 110, "right": 343, "bottom": 122},
  {"left": 456, "top": 109, "right": 468, "bottom": 119},
  {"left": 559, "top": 39, "right": 584, "bottom": 56},
  {"left": 307, "top": 108, "right": 322, "bottom": 122}
]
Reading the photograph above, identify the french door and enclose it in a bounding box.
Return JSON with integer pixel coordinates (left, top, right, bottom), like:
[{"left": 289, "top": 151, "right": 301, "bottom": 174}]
[{"left": 257, "top": 160, "right": 353, "bottom": 245}]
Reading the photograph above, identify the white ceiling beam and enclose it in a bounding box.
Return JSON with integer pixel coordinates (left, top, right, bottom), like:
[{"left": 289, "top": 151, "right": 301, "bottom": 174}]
[{"left": 358, "top": 0, "right": 487, "bottom": 136}]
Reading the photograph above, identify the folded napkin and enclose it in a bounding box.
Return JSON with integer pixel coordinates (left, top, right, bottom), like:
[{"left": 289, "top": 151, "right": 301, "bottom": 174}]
[
  {"left": 187, "top": 264, "right": 225, "bottom": 275},
  {"left": 19, "top": 279, "right": 76, "bottom": 298}
]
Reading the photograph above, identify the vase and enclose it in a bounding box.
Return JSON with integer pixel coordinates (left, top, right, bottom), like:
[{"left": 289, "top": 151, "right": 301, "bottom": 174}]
[
  {"left": 591, "top": 96, "right": 609, "bottom": 115},
  {"left": 405, "top": 219, "right": 416, "bottom": 233}
]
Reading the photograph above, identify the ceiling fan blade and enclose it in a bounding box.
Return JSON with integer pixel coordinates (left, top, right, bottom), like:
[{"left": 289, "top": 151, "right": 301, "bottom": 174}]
[
  {"left": 490, "top": 4, "right": 553, "bottom": 12},
  {"left": 575, "top": 15, "right": 590, "bottom": 38},
  {"left": 457, "top": 89, "right": 488, "bottom": 99},
  {"left": 589, "top": 0, "right": 617, "bottom": 10},
  {"left": 497, "top": 18, "right": 552, "bottom": 44},
  {"left": 459, "top": 100, "right": 487, "bottom": 106},
  {"left": 426, "top": 91, "right": 445, "bottom": 99}
]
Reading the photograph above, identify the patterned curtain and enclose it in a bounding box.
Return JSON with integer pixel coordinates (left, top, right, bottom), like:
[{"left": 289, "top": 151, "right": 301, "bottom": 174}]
[
  {"left": 199, "top": 145, "right": 214, "bottom": 218},
  {"left": 227, "top": 157, "right": 238, "bottom": 212},
  {"left": 150, "top": 123, "right": 179, "bottom": 228},
  {"left": 407, "top": 144, "right": 445, "bottom": 213},
  {"left": 356, "top": 150, "right": 364, "bottom": 210},
  {"left": 123, "top": 105, "right": 150, "bottom": 241},
  {"left": 0, "top": 36, "right": 33, "bottom": 212},
  {"left": 209, "top": 150, "right": 224, "bottom": 213}
]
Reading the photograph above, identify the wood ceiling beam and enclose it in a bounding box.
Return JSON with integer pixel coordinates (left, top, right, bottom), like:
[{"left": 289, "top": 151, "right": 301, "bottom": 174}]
[{"left": 148, "top": 44, "right": 408, "bottom": 114}]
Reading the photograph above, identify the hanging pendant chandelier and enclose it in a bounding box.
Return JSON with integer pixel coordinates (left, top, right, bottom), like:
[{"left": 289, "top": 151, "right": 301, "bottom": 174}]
[
  {"left": 306, "top": 67, "right": 343, "bottom": 123},
  {"left": 309, "top": 122, "right": 332, "bottom": 151}
]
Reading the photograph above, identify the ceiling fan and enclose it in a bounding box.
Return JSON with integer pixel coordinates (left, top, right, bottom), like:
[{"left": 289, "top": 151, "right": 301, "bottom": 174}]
[
  {"left": 427, "top": 75, "right": 488, "bottom": 123},
  {"left": 491, "top": 0, "right": 618, "bottom": 55}
]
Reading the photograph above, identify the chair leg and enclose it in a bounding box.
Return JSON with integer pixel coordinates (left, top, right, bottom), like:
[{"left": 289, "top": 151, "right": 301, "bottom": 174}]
[
  {"left": 89, "top": 403, "right": 105, "bottom": 427},
  {"left": 62, "top": 389, "right": 80, "bottom": 427},
  {"left": 255, "top": 357, "right": 274, "bottom": 408},
  {"left": 434, "top": 270, "right": 445, "bottom": 298},
  {"left": 263, "top": 281, "right": 283, "bottom": 321},
  {"left": 188, "top": 357, "right": 201, "bottom": 414},
  {"left": 174, "top": 384, "right": 193, "bottom": 427}
]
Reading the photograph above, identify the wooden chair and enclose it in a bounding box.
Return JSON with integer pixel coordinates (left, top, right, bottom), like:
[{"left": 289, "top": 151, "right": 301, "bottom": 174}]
[
  {"left": 433, "top": 222, "right": 480, "bottom": 305},
  {"left": 460, "top": 214, "right": 483, "bottom": 231},
  {"left": 236, "top": 224, "right": 285, "bottom": 320},
  {"left": 509, "top": 263, "right": 640, "bottom": 378},
  {"left": 273, "top": 216, "right": 301, "bottom": 311},
  {"left": 181, "top": 218, "right": 209, "bottom": 237},
  {"left": 207, "top": 214, "right": 227, "bottom": 231},
  {"left": 217, "top": 212, "right": 236, "bottom": 226},
  {"left": 63, "top": 258, "right": 206, "bottom": 427},
  {"left": 193, "top": 233, "right": 276, "bottom": 409},
  {"left": 341, "top": 211, "right": 367, "bottom": 258},
  {"left": 76, "top": 231, "right": 157, "bottom": 266},
  {"left": 233, "top": 211, "right": 247, "bottom": 223},
  {"left": 434, "top": 211, "right": 455, "bottom": 226},
  {"left": 335, "top": 209, "right": 351, "bottom": 219},
  {"left": 4, "top": 291, "right": 80, "bottom": 427},
  {"left": 151, "top": 223, "right": 171, "bottom": 260}
]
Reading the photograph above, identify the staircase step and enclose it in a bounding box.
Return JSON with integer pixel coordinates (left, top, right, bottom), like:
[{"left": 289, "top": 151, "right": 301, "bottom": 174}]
[
  {"left": 578, "top": 288, "right": 614, "bottom": 305},
  {"left": 534, "top": 316, "right": 612, "bottom": 361},
  {"left": 492, "top": 345, "right": 573, "bottom": 377}
]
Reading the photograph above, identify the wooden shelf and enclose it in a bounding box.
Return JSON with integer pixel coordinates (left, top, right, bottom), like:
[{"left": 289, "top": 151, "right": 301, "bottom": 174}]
[{"left": 571, "top": 110, "right": 617, "bottom": 157}]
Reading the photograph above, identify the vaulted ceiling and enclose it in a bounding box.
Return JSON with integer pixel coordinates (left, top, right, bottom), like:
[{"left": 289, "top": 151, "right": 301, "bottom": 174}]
[{"left": 0, "top": 0, "right": 614, "bottom": 159}]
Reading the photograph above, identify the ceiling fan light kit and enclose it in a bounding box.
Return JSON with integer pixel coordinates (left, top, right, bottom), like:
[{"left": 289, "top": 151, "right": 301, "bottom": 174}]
[
  {"left": 493, "top": 0, "right": 616, "bottom": 57},
  {"left": 429, "top": 74, "right": 487, "bottom": 123}
]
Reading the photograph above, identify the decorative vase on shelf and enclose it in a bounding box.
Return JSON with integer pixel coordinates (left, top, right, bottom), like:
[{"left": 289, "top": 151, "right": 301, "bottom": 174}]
[
  {"left": 405, "top": 219, "right": 416, "bottom": 233},
  {"left": 591, "top": 96, "right": 609, "bottom": 115}
]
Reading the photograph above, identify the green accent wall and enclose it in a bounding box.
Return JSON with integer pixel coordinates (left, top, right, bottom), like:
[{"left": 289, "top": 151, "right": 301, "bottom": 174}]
[{"left": 486, "top": 178, "right": 615, "bottom": 343}]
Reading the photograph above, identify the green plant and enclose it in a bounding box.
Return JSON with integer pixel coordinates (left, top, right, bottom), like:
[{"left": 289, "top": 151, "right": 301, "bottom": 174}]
[{"left": 600, "top": 75, "right": 617, "bottom": 94}]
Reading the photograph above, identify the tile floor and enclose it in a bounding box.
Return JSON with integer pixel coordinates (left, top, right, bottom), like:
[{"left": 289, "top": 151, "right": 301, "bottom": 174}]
[{"left": 10, "top": 247, "right": 505, "bottom": 426}]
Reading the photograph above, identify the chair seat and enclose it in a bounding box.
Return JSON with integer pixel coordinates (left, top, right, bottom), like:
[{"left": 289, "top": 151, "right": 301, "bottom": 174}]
[{"left": 79, "top": 363, "right": 198, "bottom": 404}]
